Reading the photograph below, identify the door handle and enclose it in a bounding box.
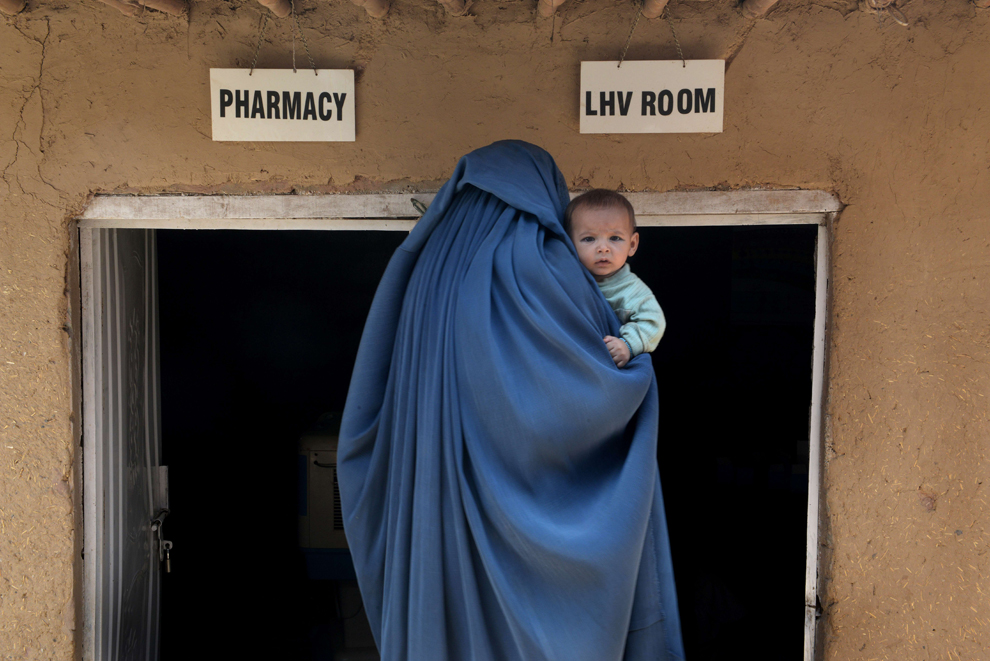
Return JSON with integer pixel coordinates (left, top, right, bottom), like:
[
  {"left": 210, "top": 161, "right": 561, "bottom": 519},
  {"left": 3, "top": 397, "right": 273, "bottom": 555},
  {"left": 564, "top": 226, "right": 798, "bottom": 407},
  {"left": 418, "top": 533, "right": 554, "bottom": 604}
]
[
  {"left": 151, "top": 509, "right": 173, "bottom": 572},
  {"left": 151, "top": 508, "right": 169, "bottom": 532}
]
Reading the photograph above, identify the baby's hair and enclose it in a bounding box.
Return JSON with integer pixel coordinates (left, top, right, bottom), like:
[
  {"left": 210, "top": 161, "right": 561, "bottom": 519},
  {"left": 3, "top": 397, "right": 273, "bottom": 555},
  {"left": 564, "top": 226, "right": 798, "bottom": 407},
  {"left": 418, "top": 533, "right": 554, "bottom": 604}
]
[{"left": 563, "top": 189, "right": 637, "bottom": 236}]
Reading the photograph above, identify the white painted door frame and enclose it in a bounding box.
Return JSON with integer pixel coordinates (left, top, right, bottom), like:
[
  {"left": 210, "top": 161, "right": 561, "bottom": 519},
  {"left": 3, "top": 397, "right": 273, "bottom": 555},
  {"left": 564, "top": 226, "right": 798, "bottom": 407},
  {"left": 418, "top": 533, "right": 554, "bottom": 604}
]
[{"left": 78, "top": 190, "right": 840, "bottom": 661}]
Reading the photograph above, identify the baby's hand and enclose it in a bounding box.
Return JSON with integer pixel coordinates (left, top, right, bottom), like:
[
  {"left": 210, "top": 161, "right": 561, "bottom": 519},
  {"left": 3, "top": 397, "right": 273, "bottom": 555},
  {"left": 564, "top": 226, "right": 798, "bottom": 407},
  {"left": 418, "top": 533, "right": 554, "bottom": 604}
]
[{"left": 603, "top": 336, "right": 631, "bottom": 368}]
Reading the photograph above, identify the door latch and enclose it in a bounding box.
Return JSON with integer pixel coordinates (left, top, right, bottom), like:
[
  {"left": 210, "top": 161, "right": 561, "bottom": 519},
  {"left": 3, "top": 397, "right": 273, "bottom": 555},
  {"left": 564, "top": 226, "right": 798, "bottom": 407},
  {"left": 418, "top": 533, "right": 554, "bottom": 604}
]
[
  {"left": 151, "top": 508, "right": 173, "bottom": 573},
  {"left": 152, "top": 465, "right": 172, "bottom": 572}
]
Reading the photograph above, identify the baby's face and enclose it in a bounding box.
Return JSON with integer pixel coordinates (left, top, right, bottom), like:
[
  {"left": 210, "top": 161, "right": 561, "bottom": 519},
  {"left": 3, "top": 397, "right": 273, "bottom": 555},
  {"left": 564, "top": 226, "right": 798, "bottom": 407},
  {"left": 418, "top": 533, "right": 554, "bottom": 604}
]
[{"left": 569, "top": 206, "right": 639, "bottom": 281}]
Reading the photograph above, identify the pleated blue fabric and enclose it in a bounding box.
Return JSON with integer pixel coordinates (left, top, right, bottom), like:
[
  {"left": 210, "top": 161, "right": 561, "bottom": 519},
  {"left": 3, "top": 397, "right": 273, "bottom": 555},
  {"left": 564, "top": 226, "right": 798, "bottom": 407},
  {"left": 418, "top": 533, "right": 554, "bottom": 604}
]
[{"left": 338, "top": 141, "right": 685, "bottom": 661}]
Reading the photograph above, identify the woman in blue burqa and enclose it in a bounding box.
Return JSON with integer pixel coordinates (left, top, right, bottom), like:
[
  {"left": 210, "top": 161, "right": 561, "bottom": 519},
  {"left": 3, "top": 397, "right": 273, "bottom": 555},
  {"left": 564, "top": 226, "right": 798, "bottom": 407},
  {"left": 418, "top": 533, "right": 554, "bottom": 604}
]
[{"left": 338, "top": 140, "right": 684, "bottom": 660}]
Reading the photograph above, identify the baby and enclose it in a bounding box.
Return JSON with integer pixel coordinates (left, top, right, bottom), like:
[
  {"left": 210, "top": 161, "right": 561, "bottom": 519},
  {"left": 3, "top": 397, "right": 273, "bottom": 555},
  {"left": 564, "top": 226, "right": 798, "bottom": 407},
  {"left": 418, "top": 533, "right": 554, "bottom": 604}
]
[{"left": 565, "top": 189, "right": 666, "bottom": 368}]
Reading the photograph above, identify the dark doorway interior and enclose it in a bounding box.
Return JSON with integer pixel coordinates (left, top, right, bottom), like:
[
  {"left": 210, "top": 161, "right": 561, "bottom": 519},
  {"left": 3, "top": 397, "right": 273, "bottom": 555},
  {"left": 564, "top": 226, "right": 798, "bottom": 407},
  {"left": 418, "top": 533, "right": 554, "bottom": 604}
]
[
  {"left": 157, "top": 230, "right": 404, "bottom": 660},
  {"left": 156, "top": 223, "right": 817, "bottom": 661},
  {"left": 636, "top": 224, "right": 818, "bottom": 661}
]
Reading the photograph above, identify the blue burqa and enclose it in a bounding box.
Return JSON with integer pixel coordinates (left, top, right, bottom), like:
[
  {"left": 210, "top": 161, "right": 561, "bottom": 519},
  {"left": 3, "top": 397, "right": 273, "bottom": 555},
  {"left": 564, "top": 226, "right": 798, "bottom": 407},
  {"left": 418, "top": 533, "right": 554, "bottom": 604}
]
[{"left": 338, "top": 141, "right": 685, "bottom": 661}]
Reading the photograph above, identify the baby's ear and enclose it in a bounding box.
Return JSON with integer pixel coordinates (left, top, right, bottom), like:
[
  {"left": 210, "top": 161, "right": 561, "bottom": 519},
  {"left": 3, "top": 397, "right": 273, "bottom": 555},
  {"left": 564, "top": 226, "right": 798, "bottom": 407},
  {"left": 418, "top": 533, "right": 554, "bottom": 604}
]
[{"left": 628, "top": 231, "right": 640, "bottom": 257}]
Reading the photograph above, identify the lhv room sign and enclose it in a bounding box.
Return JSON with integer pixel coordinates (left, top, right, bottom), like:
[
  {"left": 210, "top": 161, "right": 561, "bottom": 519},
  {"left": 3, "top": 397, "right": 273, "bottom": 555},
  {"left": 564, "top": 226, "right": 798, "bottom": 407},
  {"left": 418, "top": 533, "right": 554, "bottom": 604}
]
[
  {"left": 580, "top": 60, "right": 724, "bottom": 134},
  {"left": 210, "top": 69, "right": 355, "bottom": 142}
]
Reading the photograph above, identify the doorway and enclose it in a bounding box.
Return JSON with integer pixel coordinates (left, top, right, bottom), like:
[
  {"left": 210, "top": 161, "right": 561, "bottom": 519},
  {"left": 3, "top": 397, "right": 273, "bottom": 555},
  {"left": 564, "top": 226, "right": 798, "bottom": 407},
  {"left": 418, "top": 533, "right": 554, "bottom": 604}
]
[
  {"left": 155, "top": 229, "right": 402, "bottom": 659},
  {"left": 637, "top": 224, "right": 819, "bottom": 659},
  {"left": 78, "top": 191, "right": 836, "bottom": 661}
]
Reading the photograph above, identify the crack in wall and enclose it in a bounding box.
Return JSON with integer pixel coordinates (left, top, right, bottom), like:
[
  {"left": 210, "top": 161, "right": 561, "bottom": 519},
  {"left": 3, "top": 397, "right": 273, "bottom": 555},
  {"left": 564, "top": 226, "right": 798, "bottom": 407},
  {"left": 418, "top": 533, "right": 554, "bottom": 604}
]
[
  {"left": 3, "top": 17, "right": 59, "bottom": 206},
  {"left": 723, "top": 20, "right": 757, "bottom": 71}
]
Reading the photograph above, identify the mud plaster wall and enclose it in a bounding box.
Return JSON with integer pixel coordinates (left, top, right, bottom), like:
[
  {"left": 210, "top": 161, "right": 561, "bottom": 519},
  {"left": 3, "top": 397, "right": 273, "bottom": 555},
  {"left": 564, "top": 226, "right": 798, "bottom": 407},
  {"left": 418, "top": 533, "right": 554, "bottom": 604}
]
[{"left": 1, "top": 0, "right": 988, "bottom": 658}]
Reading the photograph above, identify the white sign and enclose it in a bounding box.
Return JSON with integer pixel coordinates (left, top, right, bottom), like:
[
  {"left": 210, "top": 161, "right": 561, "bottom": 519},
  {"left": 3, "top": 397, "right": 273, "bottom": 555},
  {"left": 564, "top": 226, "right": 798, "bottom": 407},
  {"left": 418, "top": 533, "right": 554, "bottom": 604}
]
[
  {"left": 580, "top": 60, "right": 724, "bottom": 134},
  {"left": 210, "top": 68, "right": 355, "bottom": 142}
]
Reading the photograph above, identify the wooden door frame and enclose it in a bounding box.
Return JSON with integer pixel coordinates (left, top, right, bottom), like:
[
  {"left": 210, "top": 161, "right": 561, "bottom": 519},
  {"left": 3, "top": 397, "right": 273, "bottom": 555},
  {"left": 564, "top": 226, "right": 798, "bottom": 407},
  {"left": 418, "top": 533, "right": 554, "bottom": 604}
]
[{"left": 76, "top": 190, "right": 841, "bottom": 661}]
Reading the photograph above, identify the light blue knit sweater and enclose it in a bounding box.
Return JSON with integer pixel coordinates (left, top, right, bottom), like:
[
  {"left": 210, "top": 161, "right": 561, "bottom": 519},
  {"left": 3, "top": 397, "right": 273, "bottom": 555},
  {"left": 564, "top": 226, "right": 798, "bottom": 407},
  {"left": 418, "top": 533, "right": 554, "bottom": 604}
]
[{"left": 597, "top": 264, "right": 666, "bottom": 357}]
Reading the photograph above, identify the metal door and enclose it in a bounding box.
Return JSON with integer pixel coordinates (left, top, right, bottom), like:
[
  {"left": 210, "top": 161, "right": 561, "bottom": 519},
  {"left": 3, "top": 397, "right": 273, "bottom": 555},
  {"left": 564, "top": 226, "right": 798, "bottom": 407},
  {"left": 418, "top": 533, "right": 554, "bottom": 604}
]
[{"left": 81, "top": 228, "right": 165, "bottom": 661}]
